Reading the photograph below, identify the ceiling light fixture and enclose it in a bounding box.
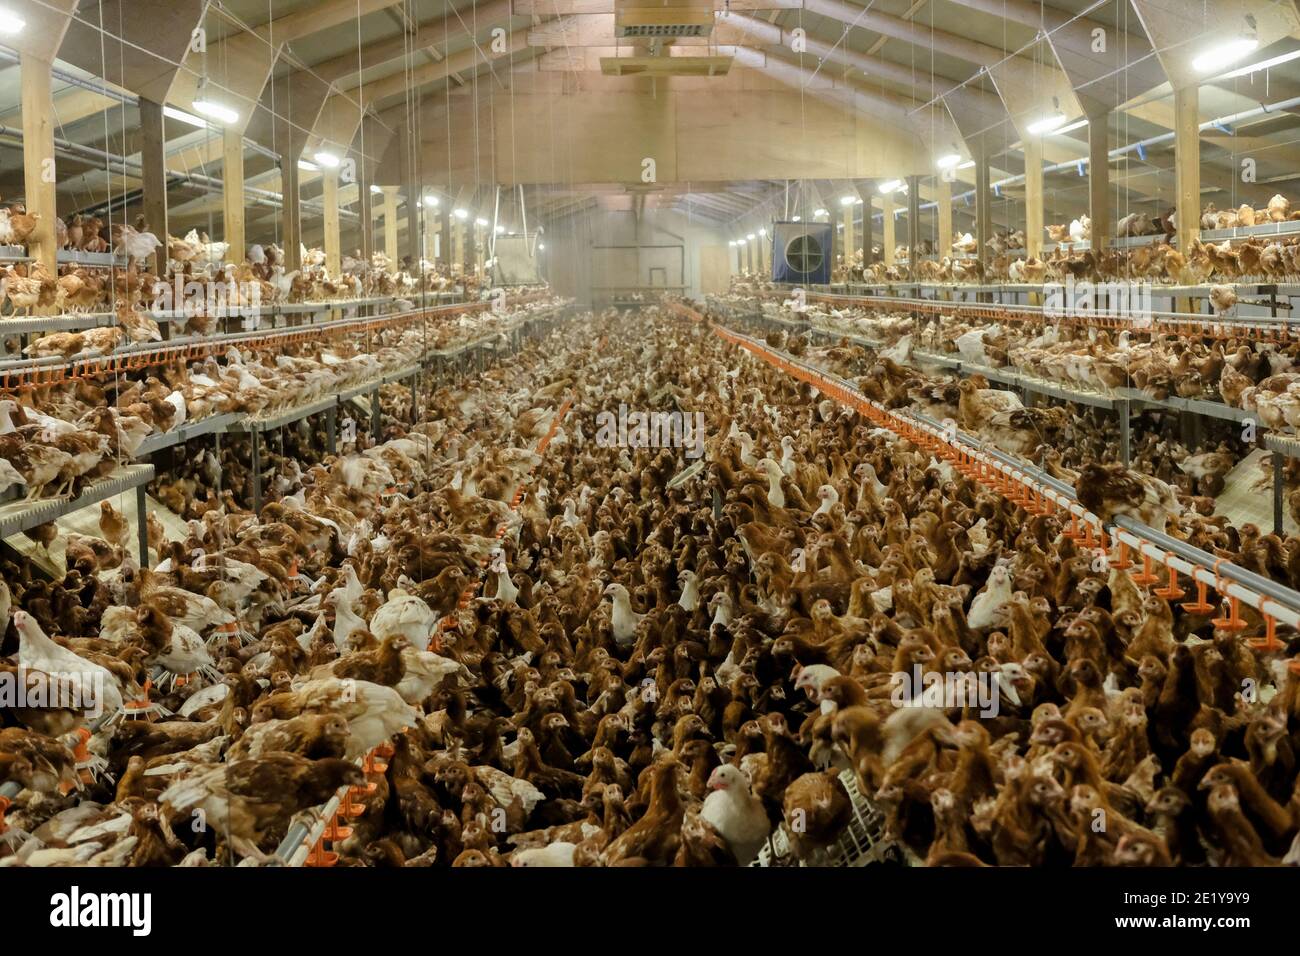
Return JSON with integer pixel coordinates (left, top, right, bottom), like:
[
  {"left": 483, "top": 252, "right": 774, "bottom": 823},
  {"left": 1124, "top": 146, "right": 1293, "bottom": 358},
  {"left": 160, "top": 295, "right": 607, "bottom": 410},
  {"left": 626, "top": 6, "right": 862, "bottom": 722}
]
[
  {"left": 0, "top": 10, "right": 26, "bottom": 34},
  {"left": 1053, "top": 119, "right": 1089, "bottom": 135},
  {"left": 475, "top": 217, "right": 489, "bottom": 227},
  {"left": 758, "top": 227, "right": 767, "bottom": 236},
  {"left": 936, "top": 154, "right": 962, "bottom": 169},
  {"left": 297, "top": 160, "right": 319, "bottom": 172},
  {"left": 878, "top": 179, "right": 903, "bottom": 193},
  {"left": 791, "top": 215, "right": 801, "bottom": 222},
  {"left": 814, "top": 208, "right": 828, "bottom": 217},
  {"left": 1193, "top": 36, "right": 1259, "bottom": 73},
  {"left": 453, "top": 208, "right": 468, "bottom": 220},
  {"left": 163, "top": 106, "right": 208, "bottom": 128},
  {"left": 423, "top": 196, "right": 439, "bottom": 207},
  {"left": 369, "top": 184, "right": 383, "bottom": 194},
  {"left": 840, "top": 194, "right": 858, "bottom": 206},
  {"left": 1026, "top": 111, "right": 1067, "bottom": 135},
  {"left": 1220, "top": 48, "right": 1300, "bottom": 78},
  {"left": 313, "top": 151, "right": 341, "bottom": 168},
  {"left": 192, "top": 99, "right": 239, "bottom": 125}
]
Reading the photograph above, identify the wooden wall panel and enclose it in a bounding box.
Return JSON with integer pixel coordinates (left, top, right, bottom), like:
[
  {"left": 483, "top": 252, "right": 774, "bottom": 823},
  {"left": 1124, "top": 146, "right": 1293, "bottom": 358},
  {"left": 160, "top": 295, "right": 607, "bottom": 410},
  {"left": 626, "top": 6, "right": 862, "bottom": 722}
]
[
  {"left": 676, "top": 90, "right": 856, "bottom": 180},
  {"left": 495, "top": 91, "right": 676, "bottom": 184},
  {"left": 383, "top": 65, "right": 928, "bottom": 186}
]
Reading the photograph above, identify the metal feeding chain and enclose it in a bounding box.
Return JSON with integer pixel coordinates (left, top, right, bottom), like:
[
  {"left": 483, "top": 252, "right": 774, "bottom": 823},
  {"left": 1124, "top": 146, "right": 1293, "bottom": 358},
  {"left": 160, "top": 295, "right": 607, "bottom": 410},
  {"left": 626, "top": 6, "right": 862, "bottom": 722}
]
[{"left": 675, "top": 297, "right": 1300, "bottom": 669}]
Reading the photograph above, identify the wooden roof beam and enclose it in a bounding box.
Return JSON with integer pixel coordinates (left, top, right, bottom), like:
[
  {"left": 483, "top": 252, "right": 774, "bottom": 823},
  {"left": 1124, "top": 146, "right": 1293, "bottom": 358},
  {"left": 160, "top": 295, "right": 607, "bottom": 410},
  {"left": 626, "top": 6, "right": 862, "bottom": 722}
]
[
  {"left": 943, "top": 0, "right": 1166, "bottom": 113},
  {"left": 801, "top": 0, "right": 1006, "bottom": 69},
  {"left": 1128, "top": 0, "right": 1299, "bottom": 93},
  {"left": 57, "top": 0, "right": 206, "bottom": 105},
  {"left": 311, "top": 0, "right": 513, "bottom": 87},
  {"left": 357, "top": 30, "right": 530, "bottom": 107},
  {"left": 166, "top": 0, "right": 397, "bottom": 136}
]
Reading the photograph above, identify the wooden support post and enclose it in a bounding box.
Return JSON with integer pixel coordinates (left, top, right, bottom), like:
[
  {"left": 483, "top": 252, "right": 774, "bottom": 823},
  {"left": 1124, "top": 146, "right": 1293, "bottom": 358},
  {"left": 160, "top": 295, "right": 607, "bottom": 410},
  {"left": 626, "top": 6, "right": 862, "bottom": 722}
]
[
  {"left": 861, "top": 180, "right": 874, "bottom": 267},
  {"left": 452, "top": 220, "right": 464, "bottom": 274},
  {"left": 439, "top": 206, "right": 451, "bottom": 266},
  {"left": 322, "top": 170, "right": 341, "bottom": 275},
  {"left": 357, "top": 179, "right": 373, "bottom": 263},
  {"left": 974, "top": 146, "right": 991, "bottom": 267},
  {"left": 382, "top": 187, "right": 399, "bottom": 265},
  {"left": 906, "top": 175, "right": 921, "bottom": 267},
  {"left": 282, "top": 157, "right": 302, "bottom": 271},
  {"left": 139, "top": 99, "right": 168, "bottom": 276},
  {"left": 404, "top": 193, "right": 420, "bottom": 273},
  {"left": 842, "top": 202, "right": 854, "bottom": 275},
  {"left": 406, "top": 199, "right": 421, "bottom": 272},
  {"left": 1174, "top": 86, "right": 1200, "bottom": 255},
  {"left": 1088, "top": 105, "right": 1110, "bottom": 252},
  {"left": 399, "top": 124, "right": 420, "bottom": 272},
  {"left": 936, "top": 178, "right": 953, "bottom": 260},
  {"left": 882, "top": 192, "right": 896, "bottom": 267},
  {"left": 20, "top": 54, "right": 57, "bottom": 274},
  {"left": 222, "top": 127, "right": 245, "bottom": 263},
  {"left": 1023, "top": 137, "right": 1043, "bottom": 258}
]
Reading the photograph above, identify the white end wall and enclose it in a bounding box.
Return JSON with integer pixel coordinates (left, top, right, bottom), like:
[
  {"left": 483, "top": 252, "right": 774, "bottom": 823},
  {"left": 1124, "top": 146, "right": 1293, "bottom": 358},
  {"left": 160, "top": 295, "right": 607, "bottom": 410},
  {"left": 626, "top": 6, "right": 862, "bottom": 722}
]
[{"left": 541, "top": 207, "right": 733, "bottom": 304}]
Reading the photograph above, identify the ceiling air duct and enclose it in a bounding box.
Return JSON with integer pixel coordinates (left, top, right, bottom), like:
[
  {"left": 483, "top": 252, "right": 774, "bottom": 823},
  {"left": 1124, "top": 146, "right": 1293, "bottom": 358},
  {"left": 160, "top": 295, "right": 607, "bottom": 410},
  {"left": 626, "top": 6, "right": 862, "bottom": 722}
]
[{"left": 602, "top": 0, "right": 731, "bottom": 75}]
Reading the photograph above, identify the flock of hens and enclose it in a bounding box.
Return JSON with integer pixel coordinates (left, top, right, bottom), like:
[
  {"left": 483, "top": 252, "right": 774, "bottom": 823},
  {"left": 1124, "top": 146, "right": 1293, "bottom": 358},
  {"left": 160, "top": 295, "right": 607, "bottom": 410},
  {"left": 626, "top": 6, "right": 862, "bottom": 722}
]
[
  {"left": 1, "top": 204, "right": 474, "bottom": 328},
  {"left": 0, "top": 298, "right": 553, "bottom": 505},
  {"left": 740, "top": 288, "right": 1300, "bottom": 534},
  {"left": 829, "top": 195, "right": 1300, "bottom": 292},
  {"left": 1, "top": 298, "right": 1298, "bottom": 868}
]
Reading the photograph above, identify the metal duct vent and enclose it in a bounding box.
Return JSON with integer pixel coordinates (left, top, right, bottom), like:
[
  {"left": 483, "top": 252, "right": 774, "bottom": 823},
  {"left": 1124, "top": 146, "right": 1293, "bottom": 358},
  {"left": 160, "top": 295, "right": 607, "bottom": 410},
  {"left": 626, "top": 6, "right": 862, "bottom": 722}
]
[
  {"left": 619, "top": 22, "right": 709, "bottom": 37},
  {"left": 614, "top": 1, "right": 714, "bottom": 39}
]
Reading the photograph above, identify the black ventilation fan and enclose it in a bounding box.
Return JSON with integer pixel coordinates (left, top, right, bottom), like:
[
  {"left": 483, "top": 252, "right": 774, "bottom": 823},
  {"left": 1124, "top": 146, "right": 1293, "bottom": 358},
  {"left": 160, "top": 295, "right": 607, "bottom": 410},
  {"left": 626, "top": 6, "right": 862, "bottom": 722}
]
[{"left": 771, "top": 221, "right": 833, "bottom": 284}]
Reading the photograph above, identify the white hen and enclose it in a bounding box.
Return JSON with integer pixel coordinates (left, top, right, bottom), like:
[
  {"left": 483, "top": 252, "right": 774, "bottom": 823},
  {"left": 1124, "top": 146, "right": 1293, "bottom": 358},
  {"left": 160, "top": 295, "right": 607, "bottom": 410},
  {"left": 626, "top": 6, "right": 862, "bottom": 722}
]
[
  {"left": 677, "top": 570, "right": 700, "bottom": 612},
  {"left": 14, "top": 610, "right": 124, "bottom": 718},
  {"left": 326, "top": 590, "right": 369, "bottom": 652},
  {"left": 603, "top": 583, "right": 644, "bottom": 646},
  {"left": 292, "top": 678, "right": 419, "bottom": 759},
  {"left": 369, "top": 588, "right": 437, "bottom": 652},
  {"left": 511, "top": 842, "right": 577, "bottom": 867},
  {"left": 151, "top": 619, "right": 221, "bottom": 686},
  {"left": 700, "top": 764, "right": 770, "bottom": 864},
  {"left": 967, "top": 565, "right": 1014, "bottom": 631},
  {"left": 394, "top": 646, "right": 471, "bottom": 705}
]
